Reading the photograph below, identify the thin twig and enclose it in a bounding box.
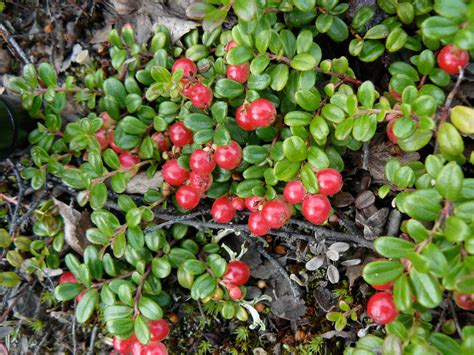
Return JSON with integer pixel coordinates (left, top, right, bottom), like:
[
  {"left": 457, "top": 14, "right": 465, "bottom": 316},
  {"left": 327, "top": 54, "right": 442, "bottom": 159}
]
[
  {"left": 72, "top": 313, "right": 77, "bottom": 355},
  {"left": 7, "top": 159, "right": 24, "bottom": 237},
  {"left": 448, "top": 298, "right": 463, "bottom": 338},
  {"left": 87, "top": 325, "right": 98, "bottom": 355},
  {"left": 250, "top": 236, "right": 302, "bottom": 298},
  {"left": 438, "top": 68, "right": 465, "bottom": 126},
  {"left": 134, "top": 265, "right": 152, "bottom": 316},
  {"left": 0, "top": 22, "right": 31, "bottom": 64}
]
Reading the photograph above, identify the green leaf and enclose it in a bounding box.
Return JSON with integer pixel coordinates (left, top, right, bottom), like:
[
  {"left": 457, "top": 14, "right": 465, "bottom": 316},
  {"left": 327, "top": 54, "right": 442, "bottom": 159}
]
[
  {"left": 106, "top": 318, "right": 134, "bottom": 338},
  {"left": 433, "top": 0, "right": 467, "bottom": 19},
  {"left": 300, "top": 164, "right": 319, "bottom": 194},
  {"left": 83, "top": 245, "right": 103, "bottom": 280},
  {"left": 227, "top": 46, "right": 254, "bottom": 65},
  {"left": 134, "top": 314, "right": 151, "bottom": 345},
  {"left": 243, "top": 145, "right": 268, "bottom": 164},
  {"left": 103, "top": 78, "right": 127, "bottom": 108},
  {"left": 359, "top": 40, "right": 385, "bottom": 62},
  {"left": 283, "top": 136, "right": 307, "bottom": 162},
  {"left": 247, "top": 74, "right": 271, "bottom": 91},
  {"left": 236, "top": 179, "right": 264, "bottom": 197},
  {"left": 374, "top": 237, "right": 416, "bottom": 258},
  {"left": 409, "top": 269, "right": 442, "bottom": 308},
  {"left": 405, "top": 219, "right": 429, "bottom": 242},
  {"left": 362, "top": 260, "right": 404, "bottom": 285},
  {"left": 455, "top": 274, "right": 474, "bottom": 294},
  {"left": 436, "top": 161, "right": 463, "bottom": 201},
  {"left": 422, "top": 244, "right": 449, "bottom": 277},
  {"left": 291, "top": 53, "right": 317, "bottom": 71},
  {"left": 444, "top": 216, "right": 469, "bottom": 242},
  {"left": 327, "top": 16, "right": 348, "bottom": 42},
  {"left": 184, "top": 114, "right": 214, "bottom": 131},
  {"left": 90, "top": 183, "right": 108, "bottom": 210},
  {"left": 274, "top": 159, "right": 300, "bottom": 182},
  {"left": 397, "top": 129, "right": 433, "bottom": 153},
  {"left": 233, "top": 0, "right": 257, "bottom": 21},
  {"left": 421, "top": 16, "right": 459, "bottom": 40},
  {"left": 295, "top": 89, "right": 321, "bottom": 111},
  {"left": 76, "top": 289, "right": 98, "bottom": 323},
  {"left": 293, "top": 0, "right": 315, "bottom": 12},
  {"left": 215, "top": 79, "right": 244, "bottom": 99},
  {"left": 438, "top": 122, "right": 465, "bottom": 159},
  {"left": 357, "top": 81, "right": 376, "bottom": 109},
  {"left": 270, "top": 64, "right": 289, "bottom": 91},
  {"left": 386, "top": 28, "right": 408, "bottom": 52},
  {"left": 54, "top": 283, "right": 83, "bottom": 301},
  {"left": 207, "top": 254, "right": 227, "bottom": 278},
  {"left": 38, "top": 63, "right": 57, "bottom": 87},
  {"left": 430, "top": 333, "right": 462, "bottom": 355},
  {"left": 401, "top": 189, "right": 442, "bottom": 221},
  {"left": 284, "top": 110, "right": 314, "bottom": 126},
  {"left": 104, "top": 305, "right": 133, "bottom": 322},
  {"left": 191, "top": 274, "right": 217, "bottom": 300},
  {"left": 352, "top": 114, "right": 377, "bottom": 142},
  {"left": 393, "top": 274, "right": 413, "bottom": 313},
  {"left": 138, "top": 296, "right": 163, "bottom": 320},
  {"left": 193, "top": 129, "right": 214, "bottom": 144}
]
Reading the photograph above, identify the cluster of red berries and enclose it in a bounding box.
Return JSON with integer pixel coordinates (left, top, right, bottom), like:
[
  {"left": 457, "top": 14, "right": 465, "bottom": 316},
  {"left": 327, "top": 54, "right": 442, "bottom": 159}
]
[
  {"left": 386, "top": 45, "right": 470, "bottom": 145},
  {"left": 113, "top": 319, "right": 170, "bottom": 355},
  {"left": 242, "top": 168, "right": 343, "bottom": 236},
  {"left": 162, "top": 139, "right": 242, "bottom": 210},
  {"left": 220, "top": 260, "right": 251, "bottom": 300}
]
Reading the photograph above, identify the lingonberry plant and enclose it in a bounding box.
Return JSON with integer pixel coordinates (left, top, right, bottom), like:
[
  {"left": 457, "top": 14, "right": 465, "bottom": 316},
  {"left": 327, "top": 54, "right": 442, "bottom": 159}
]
[{"left": 2, "top": 0, "right": 473, "bottom": 353}]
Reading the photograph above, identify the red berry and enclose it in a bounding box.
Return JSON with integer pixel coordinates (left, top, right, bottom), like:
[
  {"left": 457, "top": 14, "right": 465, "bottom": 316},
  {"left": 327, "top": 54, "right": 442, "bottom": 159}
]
[
  {"left": 143, "top": 341, "right": 168, "bottom": 355},
  {"left": 169, "top": 121, "right": 193, "bottom": 147},
  {"left": 248, "top": 98, "right": 276, "bottom": 128},
  {"left": 131, "top": 340, "right": 145, "bottom": 355},
  {"left": 302, "top": 194, "right": 331, "bottom": 225},
  {"left": 162, "top": 159, "right": 189, "bottom": 186},
  {"left": 211, "top": 197, "right": 236, "bottom": 223},
  {"left": 181, "top": 81, "right": 195, "bottom": 97},
  {"left": 119, "top": 152, "right": 140, "bottom": 169},
  {"left": 95, "top": 129, "right": 109, "bottom": 150},
  {"left": 59, "top": 271, "right": 78, "bottom": 284},
  {"left": 437, "top": 45, "right": 469, "bottom": 75},
  {"left": 283, "top": 180, "right": 306, "bottom": 204},
  {"left": 367, "top": 292, "right": 398, "bottom": 325},
  {"left": 101, "top": 112, "right": 116, "bottom": 129},
  {"left": 248, "top": 211, "right": 271, "bottom": 236},
  {"left": 214, "top": 141, "right": 242, "bottom": 170},
  {"left": 171, "top": 58, "right": 197, "bottom": 78},
  {"left": 372, "top": 282, "right": 394, "bottom": 291},
  {"left": 235, "top": 105, "right": 256, "bottom": 131},
  {"left": 149, "top": 319, "right": 170, "bottom": 342},
  {"left": 454, "top": 292, "right": 474, "bottom": 311},
  {"left": 189, "top": 172, "right": 213, "bottom": 192},
  {"left": 190, "top": 149, "right": 216, "bottom": 175},
  {"left": 226, "top": 63, "right": 250, "bottom": 84},
  {"left": 245, "top": 196, "right": 265, "bottom": 212},
  {"left": 223, "top": 260, "right": 250, "bottom": 287},
  {"left": 262, "top": 199, "right": 291, "bottom": 229},
  {"left": 113, "top": 335, "right": 137, "bottom": 354},
  {"left": 176, "top": 185, "right": 200, "bottom": 210},
  {"left": 151, "top": 132, "right": 170, "bottom": 152},
  {"left": 231, "top": 196, "right": 245, "bottom": 211},
  {"left": 228, "top": 286, "right": 243, "bottom": 300},
  {"left": 386, "top": 119, "right": 398, "bottom": 144},
  {"left": 317, "top": 168, "right": 343, "bottom": 196},
  {"left": 225, "top": 40, "right": 238, "bottom": 52},
  {"left": 108, "top": 130, "right": 127, "bottom": 154},
  {"left": 189, "top": 83, "right": 213, "bottom": 110},
  {"left": 76, "top": 289, "right": 87, "bottom": 302}
]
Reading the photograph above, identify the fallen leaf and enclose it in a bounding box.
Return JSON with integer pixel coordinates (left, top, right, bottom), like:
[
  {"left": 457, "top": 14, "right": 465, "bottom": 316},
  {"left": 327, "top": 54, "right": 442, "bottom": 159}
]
[
  {"left": 53, "top": 198, "right": 91, "bottom": 254},
  {"left": 126, "top": 171, "right": 163, "bottom": 194}
]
